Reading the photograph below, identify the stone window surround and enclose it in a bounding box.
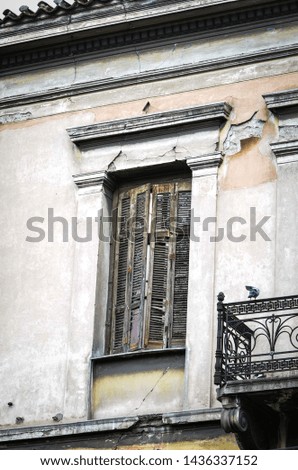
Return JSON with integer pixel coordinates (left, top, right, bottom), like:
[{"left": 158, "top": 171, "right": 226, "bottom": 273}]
[
  {"left": 270, "top": 139, "right": 298, "bottom": 165},
  {"left": 264, "top": 87, "right": 298, "bottom": 164},
  {"left": 65, "top": 102, "right": 231, "bottom": 418}
]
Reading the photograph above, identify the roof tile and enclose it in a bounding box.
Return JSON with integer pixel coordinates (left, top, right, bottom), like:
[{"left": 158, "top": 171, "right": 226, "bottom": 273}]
[{"left": 0, "top": 0, "right": 114, "bottom": 27}]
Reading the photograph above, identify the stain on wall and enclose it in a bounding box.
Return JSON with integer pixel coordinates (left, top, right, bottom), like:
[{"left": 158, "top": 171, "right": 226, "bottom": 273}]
[
  {"left": 117, "top": 434, "right": 239, "bottom": 450},
  {"left": 92, "top": 351, "right": 185, "bottom": 419}
]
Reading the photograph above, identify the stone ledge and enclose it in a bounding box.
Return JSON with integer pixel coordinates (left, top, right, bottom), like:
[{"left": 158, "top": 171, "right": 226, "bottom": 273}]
[
  {"left": 271, "top": 139, "right": 298, "bottom": 164},
  {"left": 163, "top": 408, "right": 222, "bottom": 424},
  {"left": 0, "top": 407, "right": 222, "bottom": 443},
  {"left": 264, "top": 88, "right": 298, "bottom": 114},
  {"left": 67, "top": 102, "right": 231, "bottom": 149},
  {"left": 91, "top": 347, "right": 185, "bottom": 363},
  {"left": 0, "top": 416, "right": 139, "bottom": 443},
  {"left": 217, "top": 374, "right": 298, "bottom": 399}
]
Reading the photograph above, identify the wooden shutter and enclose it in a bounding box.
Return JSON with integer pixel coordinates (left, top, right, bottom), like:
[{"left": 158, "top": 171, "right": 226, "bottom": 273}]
[
  {"left": 111, "top": 185, "right": 150, "bottom": 353},
  {"left": 145, "top": 182, "right": 191, "bottom": 348},
  {"left": 112, "top": 194, "right": 130, "bottom": 352},
  {"left": 129, "top": 189, "right": 149, "bottom": 350},
  {"left": 146, "top": 185, "right": 173, "bottom": 348},
  {"left": 171, "top": 188, "right": 191, "bottom": 345},
  {"left": 111, "top": 180, "right": 191, "bottom": 354}
]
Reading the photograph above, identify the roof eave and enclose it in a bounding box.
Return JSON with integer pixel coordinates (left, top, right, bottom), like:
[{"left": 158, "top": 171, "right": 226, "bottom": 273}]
[{"left": 0, "top": 0, "right": 287, "bottom": 50}]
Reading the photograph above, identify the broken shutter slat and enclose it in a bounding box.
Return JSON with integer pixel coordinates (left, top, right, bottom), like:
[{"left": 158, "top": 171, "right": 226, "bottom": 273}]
[
  {"left": 129, "top": 187, "right": 150, "bottom": 350},
  {"left": 112, "top": 195, "right": 131, "bottom": 353},
  {"left": 147, "top": 186, "right": 173, "bottom": 347},
  {"left": 171, "top": 189, "right": 191, "bottom": 345},
  {"left": 148, "top": 242, "right": 169, "bottom": 343}
]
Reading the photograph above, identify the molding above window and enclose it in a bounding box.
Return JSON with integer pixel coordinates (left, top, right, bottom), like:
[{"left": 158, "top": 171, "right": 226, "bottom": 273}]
[
  {"left": 270, "top": 139, "right": 298, "bottom": 164},
  {"left": 263, "top": 88, "right": 298, "bottom": 115},
  {"left": 67, "top": 102, "right": 231, "bottom": 150}
]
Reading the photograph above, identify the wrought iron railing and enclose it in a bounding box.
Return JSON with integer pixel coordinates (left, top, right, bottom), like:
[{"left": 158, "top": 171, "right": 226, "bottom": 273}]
[{"left": 214, "top": 292, "right": 298, "bottom": 386}]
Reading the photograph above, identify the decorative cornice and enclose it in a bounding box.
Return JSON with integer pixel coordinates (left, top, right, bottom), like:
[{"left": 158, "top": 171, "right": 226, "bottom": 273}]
[
  {"left": 1, "top": 0, "right": 298, "bottom": 74},
  {"left": 270, "top": 139, "right": 298, "bottom": 164},
  {"left": 186, "top": 153, "right": 223, "bottom": 176},
  {"left": 67, "top": 103, "right": 231, "bottom": 149},
  {"left": 263, "top": 88, "right": 298, "bottom": 115},
  {"left": 72, "top": 170, "right": 116, "bottom": 190},
  {"left": 2, "top": 0, "right": 296, "bottom": 30},
  {"left": 1, "top": 44, "right": 297, "bottom": 110}
]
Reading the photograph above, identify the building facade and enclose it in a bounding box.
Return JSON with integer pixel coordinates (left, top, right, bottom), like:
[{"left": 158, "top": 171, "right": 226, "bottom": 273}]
[{"left": 0, "top": 0, "right": 297, "bottom": 449}]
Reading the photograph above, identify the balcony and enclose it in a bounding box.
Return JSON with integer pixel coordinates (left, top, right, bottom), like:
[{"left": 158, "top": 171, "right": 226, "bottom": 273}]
[{"left": 214, "top": 292, "right": 298, "bottom": 449}]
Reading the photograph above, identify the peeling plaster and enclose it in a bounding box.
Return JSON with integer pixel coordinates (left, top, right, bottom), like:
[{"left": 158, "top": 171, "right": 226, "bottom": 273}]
[
  {"left": 219, "top": 110, "right": 278, "bottom": 190},
  {"left": 223, "top": 112, "right": 266, "bottom": 157},
  {"left": 0, "top": 112, "right": 32, "bottom": 125}
]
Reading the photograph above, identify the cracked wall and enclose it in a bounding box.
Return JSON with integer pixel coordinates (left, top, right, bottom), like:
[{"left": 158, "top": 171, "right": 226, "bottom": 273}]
[
  {"left": 92, "top": 353, "right": 185, "bottom": 420},
  {"left": 79, "top": 123, "right": 219, "bottom": 176}
]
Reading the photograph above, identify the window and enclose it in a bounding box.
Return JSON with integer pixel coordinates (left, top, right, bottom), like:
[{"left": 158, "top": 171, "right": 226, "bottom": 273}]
[{"left": 109, "top": 180, "right": 191, "bottom": 354}]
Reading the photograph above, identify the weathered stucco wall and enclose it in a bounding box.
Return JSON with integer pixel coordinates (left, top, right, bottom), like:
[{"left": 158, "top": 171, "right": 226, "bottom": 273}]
[
  {"left": 0, "top": 3, "right": 297, "bottom": 448},
  {"left": 1, "top": 70, "right": 297, "bottom": 428}
]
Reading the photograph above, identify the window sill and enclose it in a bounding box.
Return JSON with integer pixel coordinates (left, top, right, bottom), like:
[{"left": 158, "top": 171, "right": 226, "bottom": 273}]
[{"left": 91, "top": 347, "right": 185, "bottom": 363}]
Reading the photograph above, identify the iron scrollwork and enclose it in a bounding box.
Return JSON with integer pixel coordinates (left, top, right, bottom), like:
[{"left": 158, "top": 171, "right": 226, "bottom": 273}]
[{"left": 214, "top": 293, "right": 298, "bottom": 386}]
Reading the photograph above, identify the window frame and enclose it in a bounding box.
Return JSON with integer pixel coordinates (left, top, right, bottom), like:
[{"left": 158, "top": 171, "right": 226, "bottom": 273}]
[{"left": 108, "top": 177, "right": 192, "bottom": 355}]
